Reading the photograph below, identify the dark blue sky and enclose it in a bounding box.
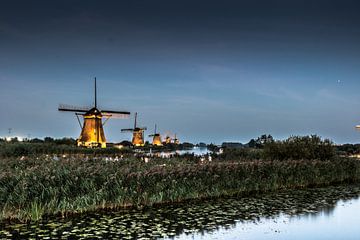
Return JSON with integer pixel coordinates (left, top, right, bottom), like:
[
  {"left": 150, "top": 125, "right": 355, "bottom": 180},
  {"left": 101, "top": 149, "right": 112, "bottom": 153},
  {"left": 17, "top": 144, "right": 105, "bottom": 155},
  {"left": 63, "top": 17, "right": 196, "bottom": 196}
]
[{"left": 1, "top": 0, "right": 360, "bottom": 144}]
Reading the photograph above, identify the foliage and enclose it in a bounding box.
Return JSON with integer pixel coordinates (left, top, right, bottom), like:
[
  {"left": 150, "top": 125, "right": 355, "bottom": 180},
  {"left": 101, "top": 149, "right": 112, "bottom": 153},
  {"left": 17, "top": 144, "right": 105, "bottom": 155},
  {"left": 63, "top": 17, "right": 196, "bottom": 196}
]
[
  {"left": 0, "top": 142, "right": 132, "bottom": 157},
  {"left": 217, "top": 148, "right": 263, "bottom": 161},
  {"left": 247, "top": 134, "right": 274, "bottom": 148},
  {"left": 263, "top": 135, "right": 335, "bottom": 161},
  {"left": 221, "top": 142, "right": 243, "bottom": 148},
  {"left": 1, "top": 154, "right": 359, "bottom": 221},
  {"left": 336, "top": 144, "right": 360, "bottom": 155},
  {"left": 207, "top": 143, "right": 219, "bottom": 152}
]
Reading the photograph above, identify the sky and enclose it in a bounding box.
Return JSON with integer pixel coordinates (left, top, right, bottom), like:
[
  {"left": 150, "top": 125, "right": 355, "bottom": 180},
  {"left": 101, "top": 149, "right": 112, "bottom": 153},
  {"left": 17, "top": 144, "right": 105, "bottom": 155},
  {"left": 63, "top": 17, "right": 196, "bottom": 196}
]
[{"left": 1, "top": 0, "right": 360, "bottom": 144}]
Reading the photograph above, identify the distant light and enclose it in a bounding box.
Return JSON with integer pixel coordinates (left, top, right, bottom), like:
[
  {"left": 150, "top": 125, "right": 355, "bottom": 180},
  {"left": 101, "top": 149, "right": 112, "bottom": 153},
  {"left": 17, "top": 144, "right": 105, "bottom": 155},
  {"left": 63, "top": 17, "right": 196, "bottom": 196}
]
[
  {"left": 5, "top": 136, "right": 24, "bottom": 142},
  {"left": 114, "top": 145, "right": 124, "bottom": 149}
]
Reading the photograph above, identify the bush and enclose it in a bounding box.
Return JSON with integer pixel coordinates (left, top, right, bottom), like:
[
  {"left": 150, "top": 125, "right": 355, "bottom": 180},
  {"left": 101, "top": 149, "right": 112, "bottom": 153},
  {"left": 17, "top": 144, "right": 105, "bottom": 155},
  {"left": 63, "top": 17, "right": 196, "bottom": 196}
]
[
  {"left": 217, "top": 148, "right": 263, "bottom": 161},
  {"left": 263, "top": 135, "right": 335, "bottom": 161}
]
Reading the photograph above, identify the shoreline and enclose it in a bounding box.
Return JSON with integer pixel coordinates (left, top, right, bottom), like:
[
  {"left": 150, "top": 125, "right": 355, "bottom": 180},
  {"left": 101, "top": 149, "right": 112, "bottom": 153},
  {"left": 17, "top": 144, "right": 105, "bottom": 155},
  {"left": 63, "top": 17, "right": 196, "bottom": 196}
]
[{"left": 2, "top": 180, "right": 359, "bottom": 225}]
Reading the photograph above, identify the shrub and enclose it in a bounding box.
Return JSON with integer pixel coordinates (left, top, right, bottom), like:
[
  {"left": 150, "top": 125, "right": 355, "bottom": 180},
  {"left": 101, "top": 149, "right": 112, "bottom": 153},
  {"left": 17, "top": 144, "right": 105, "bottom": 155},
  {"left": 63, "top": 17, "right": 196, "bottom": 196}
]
[{"left": 263, "top": 135, "right": 335, "bottom": 161}]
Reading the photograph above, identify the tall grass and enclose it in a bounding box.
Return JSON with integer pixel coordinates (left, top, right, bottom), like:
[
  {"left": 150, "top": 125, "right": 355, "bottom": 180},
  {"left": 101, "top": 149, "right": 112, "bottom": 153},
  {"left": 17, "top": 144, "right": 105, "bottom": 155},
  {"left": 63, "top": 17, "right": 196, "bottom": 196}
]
[
  {"left": 1, "top": 155, "right": 359, "bottom": 222},
  {"left": 0, "top": 142, "right": 132, "bottom": 157}
]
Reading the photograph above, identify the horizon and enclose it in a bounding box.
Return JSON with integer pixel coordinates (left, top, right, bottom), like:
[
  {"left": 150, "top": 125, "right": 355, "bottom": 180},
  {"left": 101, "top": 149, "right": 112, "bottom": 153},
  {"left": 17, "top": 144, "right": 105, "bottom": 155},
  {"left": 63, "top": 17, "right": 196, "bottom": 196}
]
[{"left": 1, "top": 0, "right": 360, "bottom": 144}]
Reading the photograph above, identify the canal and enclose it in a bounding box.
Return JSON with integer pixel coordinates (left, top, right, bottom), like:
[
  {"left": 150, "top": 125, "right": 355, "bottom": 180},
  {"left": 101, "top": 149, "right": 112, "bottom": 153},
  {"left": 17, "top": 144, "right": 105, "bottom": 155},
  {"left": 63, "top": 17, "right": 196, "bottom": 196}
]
[{"left": 1, "top": 184, "right": 359, "bottom": 239}]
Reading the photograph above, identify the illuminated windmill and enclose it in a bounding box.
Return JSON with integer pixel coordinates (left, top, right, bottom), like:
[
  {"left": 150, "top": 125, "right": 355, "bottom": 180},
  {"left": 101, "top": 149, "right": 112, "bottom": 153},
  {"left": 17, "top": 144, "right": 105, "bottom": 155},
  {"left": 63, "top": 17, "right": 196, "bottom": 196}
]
[
  {"left": 121, "top": 112, "right": 147, "bottom": 146},
  {"left": 163, "top": 135, "right": 172, "bottom": 145},
  {"left": 149, "top": 124, "right": 162, "bottom": 146},
  {"left": 58, "top": 78, "right": 130, "bottom": 148}
]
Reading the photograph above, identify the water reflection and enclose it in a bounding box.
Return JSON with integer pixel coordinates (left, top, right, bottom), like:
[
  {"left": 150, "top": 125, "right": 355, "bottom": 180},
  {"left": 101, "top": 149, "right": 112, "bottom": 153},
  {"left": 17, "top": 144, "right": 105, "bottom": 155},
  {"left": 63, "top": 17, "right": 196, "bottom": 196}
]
[
  {"left": 148, "top": 147, "right": 212, "bottom": 158},
  {"left": 1, "top": 184, "right": 360, "bottom": 239}
]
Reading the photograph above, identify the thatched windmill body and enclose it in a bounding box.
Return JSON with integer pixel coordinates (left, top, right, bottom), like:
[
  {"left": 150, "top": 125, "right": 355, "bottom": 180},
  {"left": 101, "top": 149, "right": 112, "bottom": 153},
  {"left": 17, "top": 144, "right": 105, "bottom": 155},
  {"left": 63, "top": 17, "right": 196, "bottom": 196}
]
[
  {"left": 149, "top": 124, "right": 162, "bottom": 146},
  {"left": 59, "top": 78, "right": 130, "bottom": 148},
  {"left": 121, "top": 112, "right": 147, "bottom": 146}
]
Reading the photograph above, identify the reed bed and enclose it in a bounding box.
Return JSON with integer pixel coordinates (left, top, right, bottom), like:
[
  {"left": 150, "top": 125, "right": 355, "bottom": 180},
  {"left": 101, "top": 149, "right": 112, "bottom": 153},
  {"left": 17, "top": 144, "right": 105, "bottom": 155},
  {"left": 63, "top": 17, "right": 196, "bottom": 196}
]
[
  {"left": 1, "top": 155, "right": 359, "bottom": 222},
  {"left": 0, "top": 142, "right": 132, "bottom": 157}
]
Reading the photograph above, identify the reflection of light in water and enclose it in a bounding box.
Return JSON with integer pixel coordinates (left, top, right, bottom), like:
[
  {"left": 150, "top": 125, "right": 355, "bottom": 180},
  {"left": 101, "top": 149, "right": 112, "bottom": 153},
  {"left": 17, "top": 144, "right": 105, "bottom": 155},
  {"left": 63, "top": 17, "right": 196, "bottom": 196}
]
[
  {"left": 150, "top": 147, "right": 211, "bottom": 158},
  {"left": 176, "top": 147, "right": 211, "bottom": 156},
  {"left": 173, "top": 197, "right": 360, "bottom": 240}
]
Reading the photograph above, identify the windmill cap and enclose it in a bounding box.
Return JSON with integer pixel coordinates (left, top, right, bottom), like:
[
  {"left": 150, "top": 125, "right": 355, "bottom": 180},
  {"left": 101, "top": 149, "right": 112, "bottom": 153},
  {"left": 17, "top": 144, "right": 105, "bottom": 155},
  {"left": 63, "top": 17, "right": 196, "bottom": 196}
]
[{"left": 86, "top": 107, "right": 101, "bottom": 114}]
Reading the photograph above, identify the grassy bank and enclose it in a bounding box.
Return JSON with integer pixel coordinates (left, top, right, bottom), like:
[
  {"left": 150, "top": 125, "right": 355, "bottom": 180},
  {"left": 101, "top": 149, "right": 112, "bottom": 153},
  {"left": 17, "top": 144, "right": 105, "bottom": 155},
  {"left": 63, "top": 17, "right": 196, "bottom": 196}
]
[
  {"left": 0, "top": 142, "right": 133, "bottom": 157},
  {"left": 1, "top": 155, "right": 360, "bottom": 222}
]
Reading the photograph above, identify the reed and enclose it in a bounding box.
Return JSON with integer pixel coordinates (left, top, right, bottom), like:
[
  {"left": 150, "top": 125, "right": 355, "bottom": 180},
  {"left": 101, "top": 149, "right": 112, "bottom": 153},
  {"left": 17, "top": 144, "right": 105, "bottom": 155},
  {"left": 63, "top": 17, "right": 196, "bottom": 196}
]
[
  {"left": 1, "top": 155, "right": 359, "bottom": 222},
  {"left": 0, "top": 142, "right": 132, "bottom": 157}
]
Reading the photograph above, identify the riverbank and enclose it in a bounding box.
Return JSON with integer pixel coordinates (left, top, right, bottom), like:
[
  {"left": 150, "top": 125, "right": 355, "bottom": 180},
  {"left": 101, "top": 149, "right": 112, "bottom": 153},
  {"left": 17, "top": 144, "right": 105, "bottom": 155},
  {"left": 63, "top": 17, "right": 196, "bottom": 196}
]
[
  {"left": 2, "top": 183, "right": 360, "bottom": 239},
  {"left": 1, "top": 156, "right": 360, "bottom": 222}
]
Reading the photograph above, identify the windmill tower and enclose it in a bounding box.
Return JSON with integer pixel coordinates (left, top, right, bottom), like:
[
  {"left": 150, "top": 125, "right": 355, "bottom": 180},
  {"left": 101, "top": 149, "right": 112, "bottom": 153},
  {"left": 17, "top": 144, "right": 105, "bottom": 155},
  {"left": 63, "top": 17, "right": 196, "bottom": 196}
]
[
  {"left": 58, "top": 78, "right": 130, "bottom": 148},
  {"left": 149, "top": 124, "right": 162, "bottom": 146},
  {"left": 173, "top": 133, "right": 180, "bottom": 145},
  {"left": 121, "top": 112, "right": 147, "bottom": 146}
]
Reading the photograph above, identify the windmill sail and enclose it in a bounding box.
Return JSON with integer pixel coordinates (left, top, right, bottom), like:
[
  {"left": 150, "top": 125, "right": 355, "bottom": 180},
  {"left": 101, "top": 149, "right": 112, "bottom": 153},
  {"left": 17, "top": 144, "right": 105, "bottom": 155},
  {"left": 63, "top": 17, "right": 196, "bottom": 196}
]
[
  {"left": 102, "top": 109, "right": 131, "bottom": 119},
  {"left": 58, "top": 104, "right": 91, "bottom": 113}
]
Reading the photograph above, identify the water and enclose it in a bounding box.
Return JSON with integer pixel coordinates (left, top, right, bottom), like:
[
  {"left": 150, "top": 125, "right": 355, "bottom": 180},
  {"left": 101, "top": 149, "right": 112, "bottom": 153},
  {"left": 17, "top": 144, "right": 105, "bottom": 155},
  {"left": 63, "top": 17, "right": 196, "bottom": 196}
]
[
  {"left": 173, "top": 147, "right": 211, "bottom": 156},
  {"left": 177, "top": 196, "right": 360, "bottom": 240},
  {"left": 1, "top": 184, "right": 360, "bottom": 239},
  {"left": 150, "top": 147, "right": 212, "bottom": 158}
]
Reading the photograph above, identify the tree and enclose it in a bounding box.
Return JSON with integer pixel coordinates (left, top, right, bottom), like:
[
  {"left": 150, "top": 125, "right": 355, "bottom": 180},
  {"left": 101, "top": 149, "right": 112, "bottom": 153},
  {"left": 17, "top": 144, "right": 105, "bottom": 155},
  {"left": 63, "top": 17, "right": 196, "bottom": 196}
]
[
  {"left": 248, "top": 134, "right": 274, "bottom": 148},
  {"left": 44, "top": 137, "right": 54, "bottom": 143},
  {"left": 30, "top": 138, "right": 44, "bottom": 143},
  {"left": 54, "top": 137, "right": 76, "bottom": 145}
]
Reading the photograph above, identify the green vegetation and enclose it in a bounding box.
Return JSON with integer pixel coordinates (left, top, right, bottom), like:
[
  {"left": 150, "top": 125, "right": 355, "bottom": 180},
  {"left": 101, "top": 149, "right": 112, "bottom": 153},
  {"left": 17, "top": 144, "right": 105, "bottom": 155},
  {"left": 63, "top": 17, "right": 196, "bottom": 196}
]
[
  {"left": 0, "top": 135, "right": 359, "bottom": 222},
  {"left": 219, "top": 135, "right": 335, "bottom": 161},
  {"left": 336, "top": 143, "right": 360, "bottom": 155},
  {"left": 2, "top": 185, "right": 360, "bottom": 239},
  {"left": 1, "top": 157, "right": 359, "bottom": 222},
  {"left": 0, "top": 142, "right": 132, "bottom": 157},
  {"left": 262, "top": 135, "right": 335, "bottom": 161}
]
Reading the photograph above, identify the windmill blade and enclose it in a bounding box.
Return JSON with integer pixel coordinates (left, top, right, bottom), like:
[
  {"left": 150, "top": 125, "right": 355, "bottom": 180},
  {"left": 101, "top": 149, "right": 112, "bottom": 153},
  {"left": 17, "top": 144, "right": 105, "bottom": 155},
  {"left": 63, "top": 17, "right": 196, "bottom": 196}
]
[
  {"left": 121, "top": 128, "right": 134, "bottom": 132},
  {"left": 102, "top": 110, "right": 130, "bottom": 115},
  {"left": 58, "top": 104, "right": 90, "bottom": 113},
  {"left": 149, "top": 134, "right": 155, "bottom": 137},
  {"left": 102, "top": 110, "right": 130, "bottom": 119},
  {"left": 141, "top": 127, "right": 147, "bottom": 131}
]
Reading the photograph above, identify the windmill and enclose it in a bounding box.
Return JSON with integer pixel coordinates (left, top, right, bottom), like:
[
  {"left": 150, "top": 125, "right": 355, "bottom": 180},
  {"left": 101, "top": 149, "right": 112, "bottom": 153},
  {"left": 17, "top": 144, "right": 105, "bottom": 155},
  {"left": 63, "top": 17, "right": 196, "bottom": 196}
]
[
  {"left": 173, "top": 133, "right": 180, "bottom": 145},
  {"left": 58, "top": 78, "right": 130, "bottom": 148},
  {"left": 149, "top": 124, "right": 162, "bottom": 146},
  {"left": 162, "top": 132, "right": 179, "bottom": 145},
  {"left": 121, "top": 112, "right": 147, "bottom": 146},
  {"left": 163, "top": 131, "right": 172, "bottom": 145}
]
